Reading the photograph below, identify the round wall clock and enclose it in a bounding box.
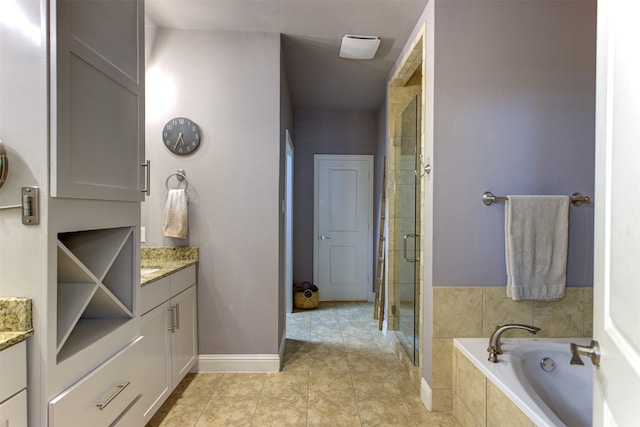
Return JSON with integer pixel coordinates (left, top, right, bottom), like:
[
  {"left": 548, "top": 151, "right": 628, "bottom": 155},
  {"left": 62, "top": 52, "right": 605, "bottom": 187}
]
[{"left": 162, "top": 117, "right": 201, "bottom": 155}]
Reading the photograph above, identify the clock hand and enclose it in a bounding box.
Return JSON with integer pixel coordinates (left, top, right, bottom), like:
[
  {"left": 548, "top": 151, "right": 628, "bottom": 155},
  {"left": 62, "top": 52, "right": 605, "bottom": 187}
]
[{"left": 173, "top": 132, "right": 183, "bottom": 150}]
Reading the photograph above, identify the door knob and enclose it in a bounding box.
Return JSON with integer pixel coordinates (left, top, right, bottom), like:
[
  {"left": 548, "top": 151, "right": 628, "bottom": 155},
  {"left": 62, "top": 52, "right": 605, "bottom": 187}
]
[{"left": 319, "top": 234, "right": 331, "bottom": 240}]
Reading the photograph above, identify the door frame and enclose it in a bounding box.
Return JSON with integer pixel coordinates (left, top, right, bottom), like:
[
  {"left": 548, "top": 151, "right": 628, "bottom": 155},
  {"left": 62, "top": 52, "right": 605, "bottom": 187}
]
[
  {"left": 313, "top": 154, "right": 373, "bottom": 301},
  {"left": 285, "top": 130, "right": 294, "bottom": 313}
]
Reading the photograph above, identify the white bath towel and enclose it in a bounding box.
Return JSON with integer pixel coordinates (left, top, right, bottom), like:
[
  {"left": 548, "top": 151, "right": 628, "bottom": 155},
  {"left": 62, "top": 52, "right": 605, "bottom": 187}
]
[
  {"left": 505, "top": 195, "right": 569, "bottom": 301},
  {"left": 163, "top": 189, "right": 189, "bottom": 239}
]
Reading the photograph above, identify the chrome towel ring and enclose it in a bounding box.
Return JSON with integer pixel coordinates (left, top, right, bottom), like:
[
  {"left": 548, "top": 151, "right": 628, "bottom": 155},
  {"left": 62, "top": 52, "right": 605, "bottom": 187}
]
[
  {"left": 166, "top": 169, "right": 189, "bottom": 191},
  {"left": 0, "top": 141, "right": 8, "bottom": 190}
]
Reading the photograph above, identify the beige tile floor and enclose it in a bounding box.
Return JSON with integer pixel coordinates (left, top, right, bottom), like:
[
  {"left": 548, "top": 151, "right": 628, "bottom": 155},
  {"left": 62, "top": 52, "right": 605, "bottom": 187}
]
[{"left": 147, "top": 302, "right": 459, "bottom": 426}]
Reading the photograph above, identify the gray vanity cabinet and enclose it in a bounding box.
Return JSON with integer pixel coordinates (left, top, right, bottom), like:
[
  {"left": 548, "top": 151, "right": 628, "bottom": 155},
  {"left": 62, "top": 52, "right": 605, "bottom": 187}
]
[
  {"left": 140, "top": 265, "right": 198, "bottom": 424},
  {"left": 0, "top": 342, "right": 27, "bottom": 427}
]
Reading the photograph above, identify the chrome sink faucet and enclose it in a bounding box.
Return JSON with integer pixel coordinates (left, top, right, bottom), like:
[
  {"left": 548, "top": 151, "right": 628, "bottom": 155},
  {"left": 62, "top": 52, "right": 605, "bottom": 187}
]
[{"left": 487, "top": 324, "right": 541, "bottom": 363}]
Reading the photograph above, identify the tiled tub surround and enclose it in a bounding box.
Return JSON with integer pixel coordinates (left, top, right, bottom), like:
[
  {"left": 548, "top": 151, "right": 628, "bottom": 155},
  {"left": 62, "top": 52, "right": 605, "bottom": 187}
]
[
  {"left": 430, "top": 286, "right": 593, "bottom": 412},
  {"left": 141, "top": 246, "right": 199, "bottom": 285},
  {"left": 452, "top": 346, "right": 534, "bottom": 427},
  {"left": 0, "top": 297, "right": 34, "bottom": 350},
  {"left": 453, "top": 338, "right": 593, "bottom": 427}
]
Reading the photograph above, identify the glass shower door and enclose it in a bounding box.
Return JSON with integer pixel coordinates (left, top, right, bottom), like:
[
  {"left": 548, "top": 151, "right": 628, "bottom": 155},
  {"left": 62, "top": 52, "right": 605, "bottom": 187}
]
[{"left": 393, "top": 95, "right": 421, "bottom": 365}]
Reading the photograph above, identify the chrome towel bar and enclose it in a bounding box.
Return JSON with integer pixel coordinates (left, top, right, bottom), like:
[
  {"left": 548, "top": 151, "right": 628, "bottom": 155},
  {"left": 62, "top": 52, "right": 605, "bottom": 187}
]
[{"left": 482, "top": 191, "right": 591, "bottom": 207}]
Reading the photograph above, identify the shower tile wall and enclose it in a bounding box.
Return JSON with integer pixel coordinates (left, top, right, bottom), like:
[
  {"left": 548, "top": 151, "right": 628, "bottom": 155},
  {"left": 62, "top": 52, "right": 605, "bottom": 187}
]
[
  {"left": 430, "top": 286, "right": 593, "bottom": 412},
  {"left": 387, "top": 71, "right": 422, "bottom": 333}
]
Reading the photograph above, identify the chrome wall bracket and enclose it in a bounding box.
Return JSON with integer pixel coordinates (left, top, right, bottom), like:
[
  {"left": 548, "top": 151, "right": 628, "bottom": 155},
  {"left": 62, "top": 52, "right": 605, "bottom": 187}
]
[
  {"left": 0, "top": 186, "right": 39, "bottom": 225},
  {"left": 21, "top": 186, "right": 39, "bottom": 225}
]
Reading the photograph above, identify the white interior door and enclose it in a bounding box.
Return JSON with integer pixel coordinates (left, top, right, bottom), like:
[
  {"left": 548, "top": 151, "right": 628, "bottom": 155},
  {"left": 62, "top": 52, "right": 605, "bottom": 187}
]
[
  {"left": 314, "top": 155, "right": 373, "bottom": 301},
  {"left": 593, "top": 0, "right": 640, "bottom": 424}
]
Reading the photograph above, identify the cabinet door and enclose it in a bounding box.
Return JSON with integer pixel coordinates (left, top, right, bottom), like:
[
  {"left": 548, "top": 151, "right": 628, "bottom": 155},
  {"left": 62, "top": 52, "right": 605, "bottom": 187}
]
[
  {"left": 0, "top": 342, "right": 26, "bottom": 404},
  {"left": 140, "top": 302, "right": 172, "bottom": 425},
  {"left": 50, "top": 0, "right": 146, "bottom": 201},
  {"left": 0, "top": 389, "right": 27, "bottom": 427},
  {"left": 171, "top": 285, "right": 198, "bottom": 386}
]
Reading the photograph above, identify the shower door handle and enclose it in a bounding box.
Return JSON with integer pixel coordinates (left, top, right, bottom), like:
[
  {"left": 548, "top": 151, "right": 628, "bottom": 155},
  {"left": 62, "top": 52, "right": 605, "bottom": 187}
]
[{"left": 403, "top": 234, "right": 420, "bottom": 263}]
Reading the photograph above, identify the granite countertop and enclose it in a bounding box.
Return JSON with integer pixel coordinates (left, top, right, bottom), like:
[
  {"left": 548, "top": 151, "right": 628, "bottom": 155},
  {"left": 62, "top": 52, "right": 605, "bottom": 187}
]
[
  {"left": 140, "top": 246, "right": 199, "bottom": 286},
  {"left": 0, "top": 297, "right": 34, "bottom": 351}
]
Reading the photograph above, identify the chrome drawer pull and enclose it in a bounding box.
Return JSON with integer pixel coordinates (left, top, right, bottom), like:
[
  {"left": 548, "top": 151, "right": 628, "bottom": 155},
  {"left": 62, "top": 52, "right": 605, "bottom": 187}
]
[{"left": 96, "top": 381, "right": 130, "bottom": 410}]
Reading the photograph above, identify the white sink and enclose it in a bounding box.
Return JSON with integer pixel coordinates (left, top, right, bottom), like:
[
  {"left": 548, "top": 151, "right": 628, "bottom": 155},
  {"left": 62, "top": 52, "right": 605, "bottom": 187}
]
[{"left": 141, "top": 267, "right": 160, "bottom": 275}]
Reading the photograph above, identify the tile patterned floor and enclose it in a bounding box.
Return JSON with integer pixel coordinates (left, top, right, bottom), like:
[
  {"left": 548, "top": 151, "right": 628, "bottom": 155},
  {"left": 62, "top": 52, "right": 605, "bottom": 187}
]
[{"left": 147, "top": 302, "right": 459, "bottom": 426}]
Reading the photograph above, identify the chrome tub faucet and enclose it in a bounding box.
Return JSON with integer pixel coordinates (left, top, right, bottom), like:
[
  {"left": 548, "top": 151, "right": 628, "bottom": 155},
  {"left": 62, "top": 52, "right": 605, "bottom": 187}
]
[{"left": 487, "top": 324, "right": 541, "bottom": 363}]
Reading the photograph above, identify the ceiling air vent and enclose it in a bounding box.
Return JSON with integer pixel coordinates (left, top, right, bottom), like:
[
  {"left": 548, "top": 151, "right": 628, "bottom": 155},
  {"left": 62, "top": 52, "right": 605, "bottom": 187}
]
[{"left": 339, "top": 35, "right": 381, "bottom": 60}]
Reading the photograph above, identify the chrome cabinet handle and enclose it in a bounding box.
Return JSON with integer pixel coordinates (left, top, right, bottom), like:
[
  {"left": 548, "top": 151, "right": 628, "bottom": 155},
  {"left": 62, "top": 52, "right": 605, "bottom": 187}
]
[
  {"left": 319, "top": 234, "right": 331, "bottom": 240},
  {"left": 175, "top": 302, "right": 180, "bottom": 330},
  {"left": 570, "top": 340, "right": 601, "bottom": 366},
  {"left": 403, "top": 234, "right": 420, "bottom": 263},
  {"left": 96, "top": 381, "right": 130, "bottom": 410},
  {"left": 141, "top": 160, "right": 151, "bottom": 196},
  {"left": 168, "top": 306, "right": 175, "bottom": 332}
]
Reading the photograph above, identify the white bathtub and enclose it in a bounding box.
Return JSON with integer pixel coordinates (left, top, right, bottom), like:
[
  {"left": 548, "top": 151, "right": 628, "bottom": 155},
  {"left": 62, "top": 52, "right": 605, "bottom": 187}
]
[{"left": 454, "top": 338, "right": 593, "bottom": 427}]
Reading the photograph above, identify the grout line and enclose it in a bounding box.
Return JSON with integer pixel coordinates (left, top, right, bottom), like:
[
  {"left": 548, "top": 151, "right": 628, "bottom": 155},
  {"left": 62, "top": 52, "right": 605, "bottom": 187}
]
[{"left": 152, "top": 302, "right": 457, "bottom": 427}]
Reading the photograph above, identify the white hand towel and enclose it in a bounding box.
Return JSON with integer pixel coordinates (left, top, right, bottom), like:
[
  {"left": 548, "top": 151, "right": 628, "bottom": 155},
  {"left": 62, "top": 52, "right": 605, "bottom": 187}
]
[
  {"left": 505, "top": 195, "right": 569, "bottom": 301},
  {"left": 163, "top": 189, "right": 189, "bottom": 239}
]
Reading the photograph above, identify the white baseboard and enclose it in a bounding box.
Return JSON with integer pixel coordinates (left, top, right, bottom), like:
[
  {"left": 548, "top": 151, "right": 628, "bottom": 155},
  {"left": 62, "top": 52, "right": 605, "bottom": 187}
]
[
  {"left": 421, "top": 377, "right": 433, "bottom": 411},
  {"left": 196, "top": 354, "right": 280, "bottom": 372}
]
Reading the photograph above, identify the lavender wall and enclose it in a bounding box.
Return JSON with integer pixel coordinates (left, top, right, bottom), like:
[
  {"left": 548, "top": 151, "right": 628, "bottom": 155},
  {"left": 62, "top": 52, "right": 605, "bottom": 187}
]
[
  {"left": 387, "top": 0, "right": 597, "bottom": 388},
  {"left": 432, "top": 0, "right": 597, "bottom": 287},
  {"left": 292, "top": 110, "right": 379, "bottom": 287},
  {"left": 143, "top": 29, "right": 282, "bottom": 354}
]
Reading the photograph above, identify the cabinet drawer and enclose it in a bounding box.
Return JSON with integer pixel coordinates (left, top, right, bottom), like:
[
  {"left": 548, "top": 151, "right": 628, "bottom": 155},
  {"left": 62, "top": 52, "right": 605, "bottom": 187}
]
[
  {"left": 49, "top": 337, "right": 143, "bottom": 427},
  {"left": 140, "top": 276, "right": 170, "bottom": 315},
  {"left": 0, "top": 341, "right": 26, "bottom": 404},
  {"left": 0, "top": 389, "right": 26, "bottom": 427},
  {"left": 170, "top": 265, "right": 196, "bottom": 297},
  {"left": 112, "top": 395, "right": 143, "bottom": 427}
]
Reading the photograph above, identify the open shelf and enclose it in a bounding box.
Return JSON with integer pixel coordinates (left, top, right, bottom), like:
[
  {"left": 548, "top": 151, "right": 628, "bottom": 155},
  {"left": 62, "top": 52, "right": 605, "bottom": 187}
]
[
  {"left": 57, "top": 282, "right": 97, "bottom": 347},
  {"left": 56, "top": 227, "right": 135, "bottom": 362},
  {"left": 102, "top": 232, "right": 134, "bottom": 312},
  {"left": 56, "top": 319, "right": 131, "bottom": 363},
  {"left": 58, "top": 227, "right": 132, "bottom": 281}
]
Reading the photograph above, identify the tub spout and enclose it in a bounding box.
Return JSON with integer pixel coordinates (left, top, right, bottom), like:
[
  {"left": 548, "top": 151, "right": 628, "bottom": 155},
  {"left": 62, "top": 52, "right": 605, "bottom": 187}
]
[{"left": 487, "top": 324, "right": 541, "bottom": 363}]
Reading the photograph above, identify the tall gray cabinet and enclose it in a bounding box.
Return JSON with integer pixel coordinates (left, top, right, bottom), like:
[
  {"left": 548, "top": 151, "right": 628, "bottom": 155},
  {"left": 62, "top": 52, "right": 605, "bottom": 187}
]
[{"left": 46, "top": 1, "right": 146, "bottom": 425}]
